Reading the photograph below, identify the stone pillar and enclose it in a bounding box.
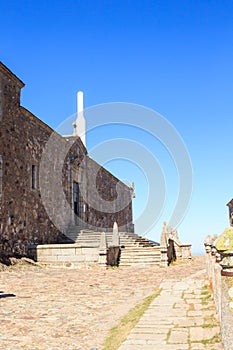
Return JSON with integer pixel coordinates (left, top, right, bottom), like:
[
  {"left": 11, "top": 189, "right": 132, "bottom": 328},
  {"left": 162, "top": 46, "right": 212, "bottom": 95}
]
[
  {"left": 160, "top": 221, "right": 168, "bottom": 247},
  {"left": 216, "top": 227, "right": 233, "bottom": 350},
  {"left": 204, "top": 235, "right": 212, "bottom": 280},
  {"left": 98, "top": 232, "right": 108, "bottom": 267},
  {"left": 160, "top": 246, "right": 168, "bottom": 267},
  {"left": 159, "top": 222, "right": 168, "bottom": 267},
  {"left": 112, "top": 221, "right": 120, "bottom": 246},
  {"left": 210, "top": 236, "right": 222, "bottom": 320},
  {"left": 209, "top": 234, "right": 218, "bottom": 290}
]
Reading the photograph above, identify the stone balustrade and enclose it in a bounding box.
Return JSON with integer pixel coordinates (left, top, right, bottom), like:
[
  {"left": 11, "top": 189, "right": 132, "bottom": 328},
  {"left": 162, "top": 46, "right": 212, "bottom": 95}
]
[{"left": 204, "top": 228, "right": 233, "bottom": 349}]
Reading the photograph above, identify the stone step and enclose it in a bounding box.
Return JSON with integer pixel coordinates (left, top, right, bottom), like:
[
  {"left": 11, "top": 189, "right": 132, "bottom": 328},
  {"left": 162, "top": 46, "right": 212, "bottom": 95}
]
[
  {"left": 64, "top": 227, "right": 161, "bottom": 267},
  {"left": 120, "top": 256, "right": 160, "bottom": 262},
  {"left": 120, "top": 261, "right": 160, "bottom": 265},
  {"left": 120, "top": 256, "right": 160, "bottom": 260},
  {"left": 119, "top": 264, "right": 159, "bottom": 268},
  {"left": 120, "top": 258, "right": 160, "bottom": 262},
  {"left": 121, "top": 247, "right": 160, "bottom": 252},
  {"left": 120, "top": 252, "right": 161, "bottom": 257},
  {"left": 120, "top": 261, "right": 160, "bottom": 264},
  {"left": 120, "top": 254, "right": 160, "bottom": 259}
]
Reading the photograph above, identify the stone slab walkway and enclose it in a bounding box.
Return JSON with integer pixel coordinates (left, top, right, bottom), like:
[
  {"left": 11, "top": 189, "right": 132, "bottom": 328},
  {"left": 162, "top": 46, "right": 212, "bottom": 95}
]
[
  {"left": 119, "top": 269, "right": 223, "bottom": 350},
  {"left": 0, "top": 257, "right": 221, "bottom": 349}
]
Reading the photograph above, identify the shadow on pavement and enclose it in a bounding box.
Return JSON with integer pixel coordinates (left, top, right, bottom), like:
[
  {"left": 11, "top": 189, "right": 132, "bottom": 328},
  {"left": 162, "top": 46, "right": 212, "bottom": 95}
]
[{"left": 0, "top": 291, "right": 16, "bottom": 299}]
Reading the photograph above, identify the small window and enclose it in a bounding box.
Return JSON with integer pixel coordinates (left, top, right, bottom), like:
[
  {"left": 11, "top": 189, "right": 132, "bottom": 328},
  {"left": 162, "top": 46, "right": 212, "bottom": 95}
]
[{"left": 31, "top": 164, "right": 37, "bottom": 190}]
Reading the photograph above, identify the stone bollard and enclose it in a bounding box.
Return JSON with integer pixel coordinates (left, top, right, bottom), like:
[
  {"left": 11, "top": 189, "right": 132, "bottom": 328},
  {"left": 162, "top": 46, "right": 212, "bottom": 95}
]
[
  {"left": 216, "top": 227, "right": 233, "bottom": 350},
  {"left": 211, "top": 236, "right": 222, "bottom": 320},
  {"left": 204, "top": 235, "right": 212, "bottom": 283},
  {"left": 209, "top": 234, "right": 218, "bottom": 291},
  {"left": 98, "top": 232, "right": 108, "bottom": 268},
  {"left": 160, "top": 221, "right": 168, "bottom": 267},
  {"left": 112, "top": 221, "right": 120, "bottom": 247}
]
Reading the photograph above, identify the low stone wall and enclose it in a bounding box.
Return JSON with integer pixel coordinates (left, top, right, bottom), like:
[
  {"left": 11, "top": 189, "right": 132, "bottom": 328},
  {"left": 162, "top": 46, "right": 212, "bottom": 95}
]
[
  {"left": 29, "top": 243, "right": 100, "bottom": 268},
  {"left": 174, "top": 242, "right": 192, "bottom": 260},
  {"left": 204, "top": 239, "right": 222, "bottom": 320},
  {"left": 28, "top": 241, "right": 168, "bottom": 268},
  {"left": 204, "top": 231, "right": 233, "bottom": 349}
]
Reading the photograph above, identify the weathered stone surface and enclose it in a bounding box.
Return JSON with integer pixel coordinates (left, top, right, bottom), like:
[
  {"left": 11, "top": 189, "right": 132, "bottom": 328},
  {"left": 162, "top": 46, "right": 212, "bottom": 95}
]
[
  {"left": 168, "top": 328, "right": 189, "bottom": 343},
  {"left": 0, "top": 61, "right": 134, "bottom": 261},
  {"left": 0, "top": 256, "right": 206, "bottom": 350},
  {"left": 120, "top": 259, "right": 223, "bottom": 350}
]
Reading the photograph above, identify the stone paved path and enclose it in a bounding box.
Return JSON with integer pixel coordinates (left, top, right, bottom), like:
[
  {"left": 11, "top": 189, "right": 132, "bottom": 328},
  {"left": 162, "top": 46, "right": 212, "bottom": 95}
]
[
  {"left": 119, "top": 269, "right": 223, "bottom": 350},
  {"left": 0, "top": 256, "right": 221, "bottom": 349}
]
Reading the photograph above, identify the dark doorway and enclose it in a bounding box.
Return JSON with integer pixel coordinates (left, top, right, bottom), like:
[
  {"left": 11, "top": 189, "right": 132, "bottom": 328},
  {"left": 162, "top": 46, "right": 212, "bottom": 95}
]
[
  {"left": 167, "top": 238, "right": 176, "bottom": 265},
  {"left": 73, "top": 182, "right": 79, "bottom": 222}
]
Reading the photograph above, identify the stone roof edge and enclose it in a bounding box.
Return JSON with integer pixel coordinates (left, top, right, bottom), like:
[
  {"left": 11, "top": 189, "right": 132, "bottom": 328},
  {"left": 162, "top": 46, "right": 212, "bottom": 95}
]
[
  {"left": 227, "top": 199, "right": 233, "bottom": 207},
  {"left": 87, "top": 155, "right": 132, "bottom": 191},
  {"left": 0, "top": 62, "right": 25, "bottom": 88},
  {"left": 20, "top": 106, "right": 55, "bottom": 135},
  {"left": 21, "top": 107, "right": 88, "bottom": 154}
]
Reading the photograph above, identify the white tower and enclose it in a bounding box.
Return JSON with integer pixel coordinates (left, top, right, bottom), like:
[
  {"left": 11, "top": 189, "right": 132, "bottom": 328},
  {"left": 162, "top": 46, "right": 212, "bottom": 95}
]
[{"left": 73, "top": 91, "right": 86, "bottom": 147}]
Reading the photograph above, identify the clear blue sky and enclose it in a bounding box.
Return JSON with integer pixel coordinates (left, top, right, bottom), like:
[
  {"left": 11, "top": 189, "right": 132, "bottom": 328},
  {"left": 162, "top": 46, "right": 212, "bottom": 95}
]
[{"left": 1, "top": 0, "right": 233, "bottom": 255}]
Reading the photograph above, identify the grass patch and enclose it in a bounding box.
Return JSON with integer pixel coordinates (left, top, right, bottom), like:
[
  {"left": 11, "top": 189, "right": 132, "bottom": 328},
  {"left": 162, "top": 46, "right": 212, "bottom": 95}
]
[
  {"left": 169, "top": 259, "right": 192, "bottom": 266},
  {"left": 201, "top": 290, "right": 209, "bottom": 295},
  {"left": 201, "top": 284, "right": 212, "bottom": 305},
  {"left": 203, "top": 294, "right": 211, "bottom": 301},
  {"left": 189, "top": 333, "right": 222, "bottom": 344},
  {"left": 202, "top": 323, "right": 216, "bottom": 328},
  {"left": 192, "top": 333, "right": 221, "bottom": 344},
  {"left": 103, "top": 289, "right": 161, "bottom": 350},
  {"left": 204, "top": 315, "right": 217, "bottom": 327},
  {"left": 166, "top": 328, "right": 171, "bottom": 342},
  {"left": 228, "top": 276, "right": 233, "bottom": 288}
]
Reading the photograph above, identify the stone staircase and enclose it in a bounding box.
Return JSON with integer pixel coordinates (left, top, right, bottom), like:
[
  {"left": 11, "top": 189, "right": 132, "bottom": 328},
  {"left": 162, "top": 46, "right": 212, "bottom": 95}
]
[
  {"left": 118, "top": 232, "right": 161, "bottom": 267},
  {"left": 118, "top": 246, "right": 161, "bottom": 267},
  {"left": 64, "top": 225, "right": 161, "bottom": 267}
]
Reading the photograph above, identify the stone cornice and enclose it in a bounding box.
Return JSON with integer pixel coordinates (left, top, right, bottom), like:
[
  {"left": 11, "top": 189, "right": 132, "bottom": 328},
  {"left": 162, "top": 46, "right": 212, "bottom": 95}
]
[{"left": 0, "top": 61, "right": 25, "bottom": 89}]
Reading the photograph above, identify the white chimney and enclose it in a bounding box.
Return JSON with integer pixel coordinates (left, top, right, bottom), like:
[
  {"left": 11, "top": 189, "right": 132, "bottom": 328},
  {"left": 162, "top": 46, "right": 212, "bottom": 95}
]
[{"left": 75, "top": 91, "right": 86, "bottom": 147}]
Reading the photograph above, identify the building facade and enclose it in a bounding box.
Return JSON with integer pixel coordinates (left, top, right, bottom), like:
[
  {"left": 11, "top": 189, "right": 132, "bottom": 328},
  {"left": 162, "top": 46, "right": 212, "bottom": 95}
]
[{"left": 0, "top": 62, "right": 134, "bottom": 262}]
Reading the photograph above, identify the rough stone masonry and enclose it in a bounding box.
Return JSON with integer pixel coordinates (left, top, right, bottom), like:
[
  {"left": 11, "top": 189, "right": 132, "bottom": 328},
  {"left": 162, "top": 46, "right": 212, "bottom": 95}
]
[{"left": 0, "top": 62, "right": 134, "bottom": 262}]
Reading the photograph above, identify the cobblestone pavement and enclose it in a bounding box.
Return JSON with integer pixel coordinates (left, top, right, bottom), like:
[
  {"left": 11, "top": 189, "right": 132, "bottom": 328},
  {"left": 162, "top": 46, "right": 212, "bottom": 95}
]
[
  {"left": 119, "top": 269, "right": 223, "bottom": 350},
  {"left": 0, "top": 256, "right": 215, "bottom": 349}
]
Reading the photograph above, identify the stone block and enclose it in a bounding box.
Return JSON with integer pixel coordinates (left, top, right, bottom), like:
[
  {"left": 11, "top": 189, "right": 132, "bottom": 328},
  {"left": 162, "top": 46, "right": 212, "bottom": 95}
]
[
  {"left": 85, "top": 254, "right": 98, "bottom": 262},
  {"left": 189, "top": 326, "right": 220, "bottom": 342},
  {"left": 75, "top": 247, "right": 82, "bottom": 255},
  {"left": 81, "top": 247, "right": 98, "bottom": 255},
  {"left": 56, "top": 255, "right": 83, "bottom": 262},
  {"left": 38, "top": 255, "right": 58, "bottom": 262},
  {"left": 56, "top": 247, "right": 76, "bottom": 256},
  {"left": 50, "top": 248, "right": 62, "bottom": 256},
  {"left": 37, "top": 248, "right": 53, "bottom": 257},
  {"left": 168, "top": 329, "right": 189, "bottom": 344},
  {"left": 73, "top": 255, "right": 85, "bottom": 262}
]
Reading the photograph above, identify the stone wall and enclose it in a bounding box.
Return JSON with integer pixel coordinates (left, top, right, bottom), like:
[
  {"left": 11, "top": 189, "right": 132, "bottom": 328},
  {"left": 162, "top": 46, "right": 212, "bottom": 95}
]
[
  {"left": 0, "top": 61, "right": 134, "bottom": 262},
  {"left": 33, "top": 243, "right": 100, "bottom": 268},
  {"left": 85, "top": 157, "right": 134, "bottom": 231},
  {"left": 0, "top": 64, "right": 64, "bottom": 260},
  {"left": 204, "top": 231, "right": 233, "bottom": 350},
  {"left": 160, "top": 222, "right": 192, "bottom": 262},
  {"left": 174, "top": 242, "right": 192, "bottom": 260}
]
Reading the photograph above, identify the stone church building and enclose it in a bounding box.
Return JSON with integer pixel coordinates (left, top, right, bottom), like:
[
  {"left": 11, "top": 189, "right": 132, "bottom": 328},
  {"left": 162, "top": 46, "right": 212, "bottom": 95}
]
[{"left": 0, "top": 62, "right": 134, "bottom": 262}]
